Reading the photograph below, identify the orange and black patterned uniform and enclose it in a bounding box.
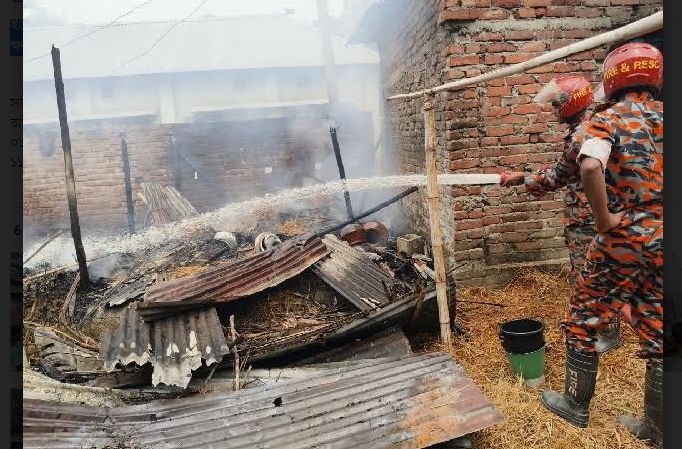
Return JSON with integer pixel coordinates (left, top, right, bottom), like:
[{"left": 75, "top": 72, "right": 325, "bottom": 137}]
[
  {"left": 525, "top": 121, "right": 595, "bottom": 295},
  {"left": 564, "top": 91, "right": 663, "bottom": 360}
]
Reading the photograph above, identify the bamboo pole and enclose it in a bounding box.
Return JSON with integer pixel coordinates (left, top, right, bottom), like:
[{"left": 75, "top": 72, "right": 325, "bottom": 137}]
[
  {"left": 51, "top": 45, "right": 90, "bottom": 290},
  {"left": 388, "top": 10, "right": 663, "bottom": 101},
  {"left": 423, "top": 96, "right": 452, "bottom": 349}
]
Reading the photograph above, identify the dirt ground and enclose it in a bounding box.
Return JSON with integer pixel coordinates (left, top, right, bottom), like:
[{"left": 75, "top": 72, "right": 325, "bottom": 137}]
[{"left": 422, "top": 268, "right": 651, "bottom": 449}]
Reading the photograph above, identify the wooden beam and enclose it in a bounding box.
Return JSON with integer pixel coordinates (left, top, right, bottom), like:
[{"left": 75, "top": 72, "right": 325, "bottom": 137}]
[
  {"left": 388, "top": 10, "right": 663, "bottom": 100},
  {"left": 51, "top": 45, "right": 90, "bottom": 290},
  {"left": 119, "top": 133, "right": 136, "bottom": 234},
  {"left": 423, "top": 97, "right": 452, "bottom": 349}
]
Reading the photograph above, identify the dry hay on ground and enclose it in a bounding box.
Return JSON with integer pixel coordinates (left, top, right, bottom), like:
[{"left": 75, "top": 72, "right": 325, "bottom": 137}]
[
  {"left": 276, "top": 219, "right": 309, "bottom": 237},
  {"left": 423, "top": 268, "right": 650, "bottom": 449}
]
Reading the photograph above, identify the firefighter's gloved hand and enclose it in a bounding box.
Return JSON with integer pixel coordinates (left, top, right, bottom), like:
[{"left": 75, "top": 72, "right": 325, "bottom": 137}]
[{"left": 500, "top": 171, "right": 525, "bottom": 187}]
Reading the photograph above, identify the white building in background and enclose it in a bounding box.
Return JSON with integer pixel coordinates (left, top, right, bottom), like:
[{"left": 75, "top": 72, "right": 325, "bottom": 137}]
[{"left": 23, "top": 12, "right": 382, "bottom": 146}]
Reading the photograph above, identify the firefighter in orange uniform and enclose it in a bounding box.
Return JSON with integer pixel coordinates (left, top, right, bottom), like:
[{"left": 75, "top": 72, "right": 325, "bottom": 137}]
[
  {"left": 501, "top": 75, "right": 622, "bottom": 353},
  {"left": 540, "top": 43, "right": 663, "bottom": 447}
]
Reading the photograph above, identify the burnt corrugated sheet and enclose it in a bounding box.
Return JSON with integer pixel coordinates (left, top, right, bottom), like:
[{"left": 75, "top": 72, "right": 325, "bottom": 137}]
[
  {"left": 142, "top": 235, "right": 329, "bottom": 313},
  {"left": 313, "top": 235, "right": 403, "bottom": 311},
  {"left": 100, "top": 304, "right": 229, "bottom": 388},
  {"left": 24, "top": 352, "right": 504, "bottom": 449}
]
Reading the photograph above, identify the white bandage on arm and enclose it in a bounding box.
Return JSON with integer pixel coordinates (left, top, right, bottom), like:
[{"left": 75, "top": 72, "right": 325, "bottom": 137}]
[{"left": 578, "top": 138, "right": 612, "bottom": 172}]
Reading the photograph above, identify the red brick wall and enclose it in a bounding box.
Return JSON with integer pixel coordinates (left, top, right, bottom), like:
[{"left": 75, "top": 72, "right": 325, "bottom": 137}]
[
  {"left": 23, "top": 112, "right": 374, "bottom": 236},
  {"left": 23, "top": 121, "right": 174, "bottom": 236},
  {"left": 378, "top": 0, "right": 662, "bottom": 286}
]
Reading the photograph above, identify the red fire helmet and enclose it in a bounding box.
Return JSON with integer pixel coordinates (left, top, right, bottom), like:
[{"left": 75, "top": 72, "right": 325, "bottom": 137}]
[
  {"left": 602, "top": 42, "right": 662, "bottom": 100},
  {"left": 534, "top": 76, "right": 593, "bottom": 119}
]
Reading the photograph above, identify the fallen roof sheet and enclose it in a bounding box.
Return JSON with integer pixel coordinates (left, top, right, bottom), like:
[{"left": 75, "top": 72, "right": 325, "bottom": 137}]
[
  {"left": 140, "top": 235, "right": 329, "bottom": 320},
  {"left": 100, "top": 304, "right": 229, "bottom": 388},
  {"left": 140, "top": 182, "right": 198, "bottom": 226},
  {"left": 313, "top": 234, "right": 405, "bottom": 311},
  {"left": 23, "top": 352, "right": 503, "bottom": 449}
]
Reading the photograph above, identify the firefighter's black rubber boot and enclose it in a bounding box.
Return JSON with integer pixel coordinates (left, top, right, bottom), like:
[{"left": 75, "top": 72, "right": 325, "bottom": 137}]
[
  {"left": 540, "top": 345, "right": 598, "bottom": 428},
  {"left": 618, "top": 361, "right": 663, "bottom": 447}
]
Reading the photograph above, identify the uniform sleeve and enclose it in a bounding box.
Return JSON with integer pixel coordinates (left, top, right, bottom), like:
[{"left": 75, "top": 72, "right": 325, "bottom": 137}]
[
  {"left": 578, "top": 112, "right": 615, "bottom": 172},
  {"left": 525, "top": 138, "right": 580, "bottom": 195}
]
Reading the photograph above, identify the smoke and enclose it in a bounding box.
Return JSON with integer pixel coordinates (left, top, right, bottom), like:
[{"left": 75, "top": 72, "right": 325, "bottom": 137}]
[{"left": 24, "top": 1, "right": 417, "bottom": 265}]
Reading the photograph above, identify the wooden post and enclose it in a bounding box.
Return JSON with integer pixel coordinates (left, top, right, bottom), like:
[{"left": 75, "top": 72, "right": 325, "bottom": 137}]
[
  {"left": 51, "top": 45, "right": 90, "bottom": 290},
  {"left": 119, "top": 133, "right": 136, "bottom": 234},
  {"left": 423, "top": 96, "right": 452, "bottom": 349}
]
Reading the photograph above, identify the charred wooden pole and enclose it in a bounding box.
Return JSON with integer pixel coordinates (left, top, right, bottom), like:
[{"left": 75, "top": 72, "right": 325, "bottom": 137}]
[
  {"left": 316, "top": 186, "right": 418, "bottom": 237},
  {"left": 51, "top": 45, "right": 90, "bottom": 290},
  {"left": 329, "top": 127, "right": 354, "bottom": 220},
  {"left": 119, "top": 133, "right": 136, "bottom": 234},
  {"left": 423, "top": 96, "right": 452, "bottom": 349}
]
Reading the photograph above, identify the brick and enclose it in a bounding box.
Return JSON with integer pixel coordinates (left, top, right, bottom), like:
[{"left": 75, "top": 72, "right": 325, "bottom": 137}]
[
  {"left": 567, "top": 50, "right": 595, "bottom": 61},
  {"left": 484, "top": 54, "right": 504, "bottom": 65},
  {"left": 450, "top": 159, "right": 480, "bottom": 170},
  {"left": 522, "top": 123, "right": 550, "bottom": 134},
  {"left": 500, "top": 134, "right": 530, "bottom": 145},
  {"left": 461, "top": 0, "right": 492, "bottom": 6},
  {"left": 504, "top": 53, "right": 538, "bottom": 64},
  {"left": 610, "top": 0, "right": 640, "bottom": 4},
  {"left": 518, "top": 84, "right": 542, "bottom": 94},
  {"left": 515, "top": 8, "right": 537, "bottom": 18},
  {"left": 524, "top": 0, "right": 551, "bottom": 5},
  {"left": 506, "top": 30, "right": 534, "bottom": 40},
  {"left": 499, "top": 154, "right": 529, "bottom": 165},
  {"left": 501, "top": 114, "right": 528, "bottom": 124},
  {"left": 527, "top": 64, "right": 553, "bottom": 74},
  {"left": 485, "top": 106, "right": 511, "bottom": 117},
  {"left": 487, "top": 86, "right": 512, "bottom": 96},
  {"left": 515, "top": 241, "right": 543, "bottom": 251},
  {"left": 475, "top": 31, "right": 504, "bottom": 41},
  {"left": 492, "top": 0, "right": 520, "bottom": 6},
  {"left": 502, "top": 95, "right": 532, "bottom": 106},
  {"left": 465, "top": 43, "right": 483, "bottom": 53},
  {"left": 546, "top": 6, "right": 576, "bottom": 16},
  {"left": 480, "top": 147, "right": 509, "bottom": 157},
  {"left": 486, "top": 125, "right": 515, "bottom": 137},
  {"left": 513, "top": 103, "right": 543, "bottom": 114},
  {"left": 449, "top": 54, "right": 480, "bottom": 66},
  {"left": 480, "top": 137, "right": 500, "bottom": 146},
  {"left": 506, "top": 74, "right": 535, "bottom": 85},
  {"left": 480, "top": 8, "right": 511, "bottom": 19},
  {"left": 457, "top": 219, "right": 484, "bottom": 230},
  {"left": 576, "top": 7, "right": 602, "bottom": 17},
  {"left": 519, "top": 42, "right": 546, "bottom": 52},
  {"left": 443, "top": 44, "right": 465, "bottom": 55},
  {"left": 485, "top": 43, "right": 515, "bottom": 53},
  {"left": 445, "top": 69, "right": 467, "bottom": 80},
  {"left": 438, "top": 9, "right": 480, "bottom": 23},
  {"left": 500, "top": 231, "right": 529, "bottom": 243}
]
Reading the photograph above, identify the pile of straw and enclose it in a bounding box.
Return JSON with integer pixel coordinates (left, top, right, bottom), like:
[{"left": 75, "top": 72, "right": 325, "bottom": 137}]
[{"left": 425, "top": 268, "right": 651, "bottom": 449}]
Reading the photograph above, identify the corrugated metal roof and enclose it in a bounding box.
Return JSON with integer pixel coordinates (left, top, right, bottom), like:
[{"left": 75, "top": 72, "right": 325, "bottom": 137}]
[
  {"left": 100, "top": 304, "right": 229, "bottom": 388},
  {"left": 23, "top": 352, "right": 504, "bottom": 449},
  {"left": 313, "top": 234, "right": 405, "bottom": 311},
  {"left": 24, "top": 15, "right": 379, "bottom": 82},
  {"left": 139, "top": 236, "right": 329, "bottom": 320}
]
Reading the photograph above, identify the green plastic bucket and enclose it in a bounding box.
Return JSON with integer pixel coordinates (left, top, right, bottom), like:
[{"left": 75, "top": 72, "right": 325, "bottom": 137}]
[{"left": 505, "top": 345, "right": 546, "bottom": 387}]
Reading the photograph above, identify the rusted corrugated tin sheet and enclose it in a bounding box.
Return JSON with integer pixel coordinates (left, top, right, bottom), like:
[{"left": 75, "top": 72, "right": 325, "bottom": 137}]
[
  {"left": 140, "top": 235, "right": 329, "bottom": 319},
  {"left": 24, "top": 352, "right": 503, "bottom": 449},
  {"left": 100, "top": 304, "right": 229, "bottom": 388},
  {"left": 313, "top": 235, "right": 404, "bottom": 311}
]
